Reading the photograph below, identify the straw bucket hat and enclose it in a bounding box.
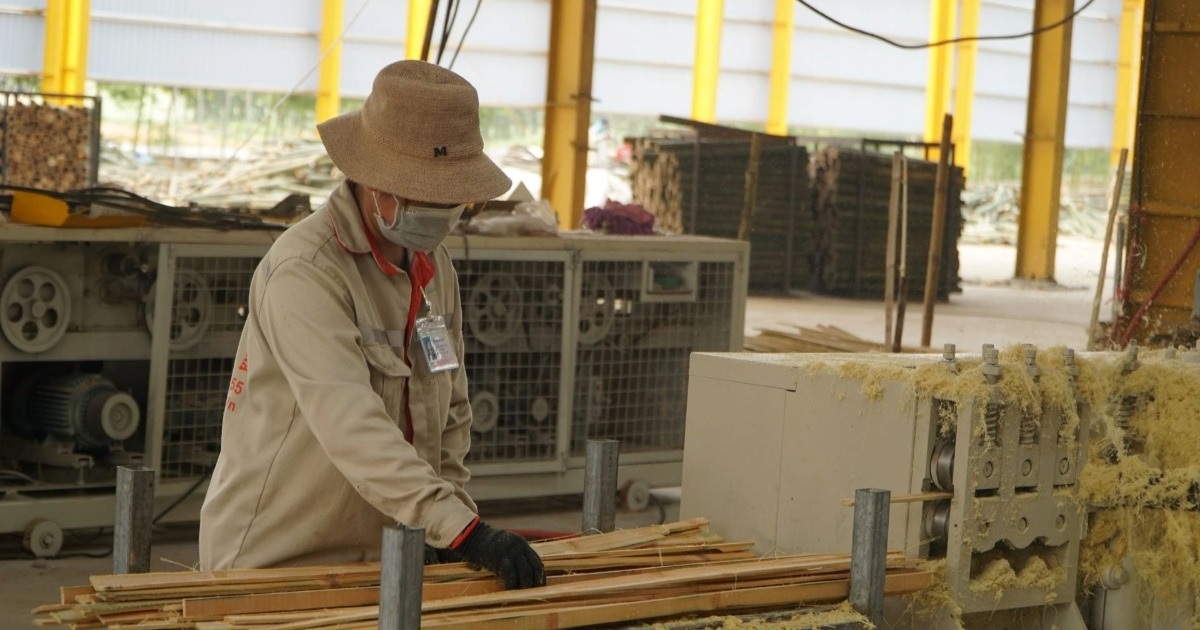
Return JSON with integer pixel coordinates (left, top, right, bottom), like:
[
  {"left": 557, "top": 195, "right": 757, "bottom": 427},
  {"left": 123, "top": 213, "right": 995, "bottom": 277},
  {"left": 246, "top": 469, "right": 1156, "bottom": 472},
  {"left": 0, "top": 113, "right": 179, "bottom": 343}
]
[{"left": 317, "top": 61, "right": 511, "bottom": 204}]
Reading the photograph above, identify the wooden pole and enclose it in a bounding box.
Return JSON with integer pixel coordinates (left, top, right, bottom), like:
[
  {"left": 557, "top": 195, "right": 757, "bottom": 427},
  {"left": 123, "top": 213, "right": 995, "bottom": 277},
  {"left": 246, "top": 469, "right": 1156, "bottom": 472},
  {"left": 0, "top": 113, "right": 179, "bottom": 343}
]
[
  {"left": 885, "top": 152, "right": 902, "bottom": 347},
  {"left": 737, "top": 132, "right": 763, "bottom": 241},
  {"left": 921, "top": 113, "right": 953, "bottom": 347},
  {"left": 892, "top": 156, "right": 909, "bottom": 353},
  {"left": 1089, "top": 148, "right": 1128, "bottom": 350}
]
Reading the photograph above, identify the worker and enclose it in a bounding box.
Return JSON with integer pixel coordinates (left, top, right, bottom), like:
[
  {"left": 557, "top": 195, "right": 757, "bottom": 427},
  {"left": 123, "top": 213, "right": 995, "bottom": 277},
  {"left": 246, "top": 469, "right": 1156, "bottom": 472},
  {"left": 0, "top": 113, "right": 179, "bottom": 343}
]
[{"left": 198, "top": 61, "right": 546, "bottom": 590}]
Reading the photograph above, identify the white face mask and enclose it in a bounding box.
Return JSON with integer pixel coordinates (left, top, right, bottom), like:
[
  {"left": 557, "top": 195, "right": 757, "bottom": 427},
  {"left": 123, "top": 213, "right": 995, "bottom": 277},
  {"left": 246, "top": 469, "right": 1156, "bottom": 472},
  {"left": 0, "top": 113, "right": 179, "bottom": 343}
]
[{"left": 372, "top": 191, "right": 465, "bottom": 252}]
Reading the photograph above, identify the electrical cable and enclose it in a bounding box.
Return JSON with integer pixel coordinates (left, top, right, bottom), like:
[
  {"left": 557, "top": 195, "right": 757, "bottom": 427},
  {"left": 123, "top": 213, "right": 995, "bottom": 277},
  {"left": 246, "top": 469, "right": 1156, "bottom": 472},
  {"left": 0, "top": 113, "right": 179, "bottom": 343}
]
[
  {"left": 0, "top": 184, "right": 286, "bottom": 231},
  {"left": 436, "top": 0, "right": 461, "bottom": 65},
  {"left": 648, "top": 493, "right": 667, "bottom": 526},
  {"left": 153, "top": 467, "right": 213, "bottom": 525},
  {"left": 448, "top": 0, "right": 484, "bottom": 70},
  {"left": 794, "top": 0, "right": 1096, "bottom": 49}
]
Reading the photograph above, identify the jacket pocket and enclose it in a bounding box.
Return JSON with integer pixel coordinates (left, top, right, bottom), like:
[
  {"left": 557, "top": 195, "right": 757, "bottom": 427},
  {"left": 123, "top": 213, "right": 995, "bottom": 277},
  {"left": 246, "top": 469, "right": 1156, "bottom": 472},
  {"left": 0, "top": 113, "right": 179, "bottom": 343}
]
[{"left": 362, "top": 344, "right": 411, "bottom": 427}]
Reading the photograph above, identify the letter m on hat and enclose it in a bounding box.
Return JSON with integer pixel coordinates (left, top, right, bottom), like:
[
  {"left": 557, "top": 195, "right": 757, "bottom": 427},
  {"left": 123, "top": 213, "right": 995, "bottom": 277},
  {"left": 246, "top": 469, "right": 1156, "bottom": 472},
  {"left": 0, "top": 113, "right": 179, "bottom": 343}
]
[{"left": 434, "top": 146, "right": 448, "bottom": 157}]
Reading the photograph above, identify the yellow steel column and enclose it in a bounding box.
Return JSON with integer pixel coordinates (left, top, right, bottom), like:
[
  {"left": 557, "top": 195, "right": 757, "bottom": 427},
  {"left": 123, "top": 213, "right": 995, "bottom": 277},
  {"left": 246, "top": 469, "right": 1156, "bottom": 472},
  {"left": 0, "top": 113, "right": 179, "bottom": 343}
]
[
  {"left": 59, "top": 0, "right": 89, "bottom": 96},
  {"left": 41, "top": 0, "right": 66, "bottom": 94},
  {"left": 692, "top": 0, "right": 723, "bottom": 123},
  {"left": 316, "top": 0, "right": 344, "bottom": 123},
  {"left": 1015, "top": 0, "right": 1075, "bottom": 281},
  {"left": 1110, "top": 0, "right": 1143, "bottom": 166},
  {"left": 541, "top": 0, "right": 597, "bottom": 229},
  {"left": 766, "top": 0, "right": 793, "bottom": 136},
  {"left": 924, "top": 0, "right": 956, "bottom": 158},
  {"left": 951, "top": 0, "right": 979, "bottom": 173},
  {"left": 406, "top": 0, "right": 433, "bottom": 60}
]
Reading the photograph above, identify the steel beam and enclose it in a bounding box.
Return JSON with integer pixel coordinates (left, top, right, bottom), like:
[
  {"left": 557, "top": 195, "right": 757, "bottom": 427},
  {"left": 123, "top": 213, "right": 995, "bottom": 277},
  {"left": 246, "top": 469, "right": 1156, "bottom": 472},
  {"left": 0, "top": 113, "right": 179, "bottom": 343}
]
[
  {"left": 1015, "top": 0, "right": 1076, "bottom": 281},
  {"left": 316, "top": 0, "right": 344, "bottom": 123},
  {"left": 541, "top": 0, "right": 597, "bottom": 229},
  {"left": 406, "top": 0, "right": 433, "bottom": 61},
  {"left": 766, "top": 0, "right": 793, "bottom": 136},
  {"left": 41, "top": 0, "right": 66, "bottom": 94},
  {"left": 691, "top": 0, "right": 723, "bottom": 123},
  {"left": 379, "top": 525, "right": 424, "bottom": 630},
  {"left": 582, "top": 439, "right": 619, "bottom": 534},
  {"left": 848, "top": 488, "right": 890, "bottom": 627},
  {"left": 923, "top": 0, "right": 956, "bottom": 161},
  {"left": 113, "top": 466, "right": 155, "bottom": 574},
  {"left": 1110, "top": 0, "right": 1143, "bottom": 167},
  {"left": 60, "top": 0, "right": 89, "bottom": 96},
  {"left": 952, "top": 0, "right": 980, "bottom": 174}
]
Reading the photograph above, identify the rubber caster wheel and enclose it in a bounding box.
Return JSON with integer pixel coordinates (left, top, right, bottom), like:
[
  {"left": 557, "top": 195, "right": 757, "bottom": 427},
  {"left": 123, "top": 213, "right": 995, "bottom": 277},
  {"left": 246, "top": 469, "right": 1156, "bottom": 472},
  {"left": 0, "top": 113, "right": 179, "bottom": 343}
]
[
  {"left": 24, "top": 518, "right": 64, "bottom": 558},
  {"left": 618, "top": 480, "right": 651, "bottom": 512}
]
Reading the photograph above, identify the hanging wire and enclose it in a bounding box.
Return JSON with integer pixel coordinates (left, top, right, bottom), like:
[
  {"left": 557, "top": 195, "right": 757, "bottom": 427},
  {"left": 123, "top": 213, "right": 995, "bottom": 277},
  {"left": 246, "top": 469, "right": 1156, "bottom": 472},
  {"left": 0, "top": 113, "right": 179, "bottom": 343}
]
[
  {"left": 182, "top": 0, "right": 375, "bottom": 197},
  {"left": 448, "top": 0, "right": 484, "bottom": 70},
  {"left": 794, "top": 0, "right": 1097, "bottom": 49}
]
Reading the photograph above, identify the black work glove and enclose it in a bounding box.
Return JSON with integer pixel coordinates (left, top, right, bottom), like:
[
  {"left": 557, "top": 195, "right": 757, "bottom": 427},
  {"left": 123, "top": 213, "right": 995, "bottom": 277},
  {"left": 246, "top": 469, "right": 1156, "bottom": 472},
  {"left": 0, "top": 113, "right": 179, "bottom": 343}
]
[
  {"left": 457, "top": 521, "right": 546, "bottom": 589},
  {"left": 423, "top": 543, "right": 463, "bottom": 565}
]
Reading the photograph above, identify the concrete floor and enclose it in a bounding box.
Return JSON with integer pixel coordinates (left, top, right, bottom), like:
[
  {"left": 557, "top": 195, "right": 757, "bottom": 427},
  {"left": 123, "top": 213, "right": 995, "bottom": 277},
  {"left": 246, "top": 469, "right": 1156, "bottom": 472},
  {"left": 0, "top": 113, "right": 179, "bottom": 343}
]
[{"left": 0, "top": 238, "right": 1113, "bottom": 627}]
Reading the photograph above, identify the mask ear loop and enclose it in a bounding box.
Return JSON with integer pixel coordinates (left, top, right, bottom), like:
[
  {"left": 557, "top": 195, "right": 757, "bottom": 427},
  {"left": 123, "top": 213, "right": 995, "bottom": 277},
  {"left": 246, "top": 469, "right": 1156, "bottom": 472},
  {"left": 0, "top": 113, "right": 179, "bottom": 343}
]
[{"left": 373, "top": 190, "right": 403, "bottom": 230}]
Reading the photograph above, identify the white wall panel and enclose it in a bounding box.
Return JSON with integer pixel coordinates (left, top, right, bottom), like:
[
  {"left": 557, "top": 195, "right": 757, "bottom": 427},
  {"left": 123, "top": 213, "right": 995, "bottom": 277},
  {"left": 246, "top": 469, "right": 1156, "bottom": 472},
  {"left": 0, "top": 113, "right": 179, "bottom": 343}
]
[{"left": 0, "top": 0, "right": 1128, "bottom": 149}]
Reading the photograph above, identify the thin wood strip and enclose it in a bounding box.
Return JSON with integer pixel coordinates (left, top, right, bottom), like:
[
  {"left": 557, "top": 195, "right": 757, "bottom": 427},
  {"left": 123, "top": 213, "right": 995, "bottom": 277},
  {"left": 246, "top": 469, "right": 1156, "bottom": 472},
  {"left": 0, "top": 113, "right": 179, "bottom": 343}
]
[
  {"left": 840, "top": 491, "right": 954, "bottom": 507},
  {"left": 425, "top": 572, "right": 933, "bottom": 630}
]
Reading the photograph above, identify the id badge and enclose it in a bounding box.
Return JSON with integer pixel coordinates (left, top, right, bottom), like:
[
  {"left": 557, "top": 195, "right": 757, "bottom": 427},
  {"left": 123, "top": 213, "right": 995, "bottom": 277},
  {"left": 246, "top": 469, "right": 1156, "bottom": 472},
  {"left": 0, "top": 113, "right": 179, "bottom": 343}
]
[{"left": 415, "top": 315, "right": 460, "bottom": 373}]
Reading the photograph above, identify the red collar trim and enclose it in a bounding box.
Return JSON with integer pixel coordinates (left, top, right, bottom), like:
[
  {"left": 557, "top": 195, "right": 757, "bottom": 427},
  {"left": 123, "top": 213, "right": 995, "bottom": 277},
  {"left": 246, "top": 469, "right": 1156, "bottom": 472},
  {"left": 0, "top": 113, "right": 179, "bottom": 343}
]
[{"left": 329, "top": 208, "right": 402, "bottom": 277}]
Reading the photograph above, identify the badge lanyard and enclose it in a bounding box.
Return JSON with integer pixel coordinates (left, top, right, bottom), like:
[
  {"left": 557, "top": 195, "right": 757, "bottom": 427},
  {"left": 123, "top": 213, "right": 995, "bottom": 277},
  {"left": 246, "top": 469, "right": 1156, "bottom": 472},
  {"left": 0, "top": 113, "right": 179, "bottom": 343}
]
[{"left": 414, "top": 287, "right": 460, "bottom": 373}]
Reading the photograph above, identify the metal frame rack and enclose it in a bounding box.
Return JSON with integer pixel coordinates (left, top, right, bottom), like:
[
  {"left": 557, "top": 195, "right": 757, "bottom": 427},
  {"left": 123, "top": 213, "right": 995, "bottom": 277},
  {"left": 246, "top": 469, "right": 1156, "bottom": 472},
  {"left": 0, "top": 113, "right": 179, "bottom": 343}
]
[
  {"left": 0, "top": 225, "right": 747, "bottom": 551},
  {"left": 445, "top": 234, "right": 748, "bottom": 501}
]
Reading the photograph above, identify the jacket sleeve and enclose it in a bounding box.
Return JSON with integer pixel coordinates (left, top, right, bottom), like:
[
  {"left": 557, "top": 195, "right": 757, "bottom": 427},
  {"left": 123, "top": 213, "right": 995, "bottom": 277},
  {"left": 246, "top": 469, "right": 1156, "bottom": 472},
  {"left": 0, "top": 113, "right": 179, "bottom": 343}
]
[
  {"left": 440, "top": 263, "right": 478, "bottom": 513},
  {"left": 256, "top": 257, "right": 477, "bottom": 548}
]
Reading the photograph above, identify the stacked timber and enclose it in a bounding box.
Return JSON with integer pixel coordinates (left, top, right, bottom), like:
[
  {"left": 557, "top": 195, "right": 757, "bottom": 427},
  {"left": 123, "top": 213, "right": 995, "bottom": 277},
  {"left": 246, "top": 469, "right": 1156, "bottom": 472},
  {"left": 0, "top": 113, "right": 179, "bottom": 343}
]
[
  {"left": 32, "top": 518, "right": 932, "bottom": 629},
  {"left": 808, "top": 146, "right": 963, "bottom": 300},
  {"left": 630, "top": 137, "right": 810, "bottom": 293},
  {"left": 0, "top": 100, "right": 94, "bottom": 191}
]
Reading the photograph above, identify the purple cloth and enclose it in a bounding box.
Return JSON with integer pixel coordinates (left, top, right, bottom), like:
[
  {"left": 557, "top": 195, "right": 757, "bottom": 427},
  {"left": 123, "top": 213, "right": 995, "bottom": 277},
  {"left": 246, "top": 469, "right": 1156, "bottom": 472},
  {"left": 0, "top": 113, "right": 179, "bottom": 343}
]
[{"left": 582, "top": 200, "right": 656, "bottom": 235}]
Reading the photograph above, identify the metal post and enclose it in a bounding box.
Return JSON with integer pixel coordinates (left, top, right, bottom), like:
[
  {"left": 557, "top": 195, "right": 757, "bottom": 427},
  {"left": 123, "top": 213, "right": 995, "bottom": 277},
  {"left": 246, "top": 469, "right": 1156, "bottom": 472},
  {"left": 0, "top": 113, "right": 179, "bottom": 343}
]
[
  {"left": 113, "top": 466, "right": 155, "bottom": 574},
  {"left": 379, "top": 525, "right": 424, "bottom": 630},
  {"left": 848, "top": 488, "right": 890, "bottom": 627},
  {"left": 583, "top": 439, "right": 619, "bottom": 533}
]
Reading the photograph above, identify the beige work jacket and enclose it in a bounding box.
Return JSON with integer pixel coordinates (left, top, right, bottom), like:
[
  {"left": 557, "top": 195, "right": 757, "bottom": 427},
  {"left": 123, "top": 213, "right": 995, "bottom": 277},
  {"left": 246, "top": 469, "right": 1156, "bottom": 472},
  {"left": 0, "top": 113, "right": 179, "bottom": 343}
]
[{"left": 198, "top": 182, "right": 478, "bottom": 569}]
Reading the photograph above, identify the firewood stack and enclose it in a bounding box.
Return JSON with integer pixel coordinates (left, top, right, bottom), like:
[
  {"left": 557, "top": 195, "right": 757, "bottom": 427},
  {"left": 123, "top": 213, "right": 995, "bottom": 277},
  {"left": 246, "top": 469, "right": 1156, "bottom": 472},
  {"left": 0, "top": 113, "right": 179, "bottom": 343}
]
[
  {"left": 0, "top": 100, "right": 93, "bottom": 191},
  {"left": 630, "top": 137, "right": 810, "bottom": 293},
  {"left": 31, "top": 518, "right": 933, "bottom": 629},
  {"left": 807, "top": 146, "right": 964, "bottom": 301}
]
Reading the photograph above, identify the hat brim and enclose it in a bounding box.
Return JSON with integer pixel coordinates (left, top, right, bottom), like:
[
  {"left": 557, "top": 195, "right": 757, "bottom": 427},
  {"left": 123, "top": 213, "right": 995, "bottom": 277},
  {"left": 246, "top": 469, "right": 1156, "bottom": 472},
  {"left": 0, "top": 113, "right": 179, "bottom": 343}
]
[{"left": 318, "top": 111, "right": 512, "bottom": 204}]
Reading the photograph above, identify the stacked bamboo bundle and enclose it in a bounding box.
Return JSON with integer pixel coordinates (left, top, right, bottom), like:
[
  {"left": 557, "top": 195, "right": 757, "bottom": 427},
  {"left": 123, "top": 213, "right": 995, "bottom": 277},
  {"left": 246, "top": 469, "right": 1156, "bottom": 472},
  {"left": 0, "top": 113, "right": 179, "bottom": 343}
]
[
  {"left": 1, "top": 101, "right": 93, "bottom": 191},
  {"left": 808, "top": 146, "right": 963, "bottom": 300},
  {"left": 32, "top": 518, "right": 931, "bottom": 629},
  {"left": 630, "top": 137, "right": 810, "bottom": 293}
]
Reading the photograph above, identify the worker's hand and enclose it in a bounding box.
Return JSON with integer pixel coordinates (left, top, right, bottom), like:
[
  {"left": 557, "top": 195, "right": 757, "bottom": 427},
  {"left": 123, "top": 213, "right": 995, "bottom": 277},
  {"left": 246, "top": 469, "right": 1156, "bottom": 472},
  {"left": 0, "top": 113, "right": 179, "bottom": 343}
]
[
  {"left": 423, "top": 544, "right": 463, "bottom": 565},
  {"left": 457, "top": 521, "right": 546, "bottom": 589}
]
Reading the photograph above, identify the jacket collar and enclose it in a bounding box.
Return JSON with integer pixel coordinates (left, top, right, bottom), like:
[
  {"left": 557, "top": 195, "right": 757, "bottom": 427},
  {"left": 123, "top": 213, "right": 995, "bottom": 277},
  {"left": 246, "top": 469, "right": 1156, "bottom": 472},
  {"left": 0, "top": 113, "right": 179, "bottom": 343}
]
[{"left": 327, "top": 180, "right": 371, "bottom": 255}]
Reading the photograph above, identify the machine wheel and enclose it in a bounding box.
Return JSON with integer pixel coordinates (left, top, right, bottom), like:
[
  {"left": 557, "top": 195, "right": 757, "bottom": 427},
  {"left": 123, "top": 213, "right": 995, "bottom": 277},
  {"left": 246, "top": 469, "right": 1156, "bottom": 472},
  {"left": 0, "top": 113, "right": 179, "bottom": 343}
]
[
  {"left": 1, "top": 266, "right": 72, "bottom": 353},
  {"left": 145, "top": 269, "right": 213, "bottom": 351},
  {"left": 23, "top": 518, "right": 64, "bottom": 558},
  {"left": 619, "top": 480, "right": 652, "bottom": 512},
  {"left": 578, "top": 276, "right": 616, "bottom": 345},
  {"left": 466, "top": 273, "right": 523, "bottom": 347}
]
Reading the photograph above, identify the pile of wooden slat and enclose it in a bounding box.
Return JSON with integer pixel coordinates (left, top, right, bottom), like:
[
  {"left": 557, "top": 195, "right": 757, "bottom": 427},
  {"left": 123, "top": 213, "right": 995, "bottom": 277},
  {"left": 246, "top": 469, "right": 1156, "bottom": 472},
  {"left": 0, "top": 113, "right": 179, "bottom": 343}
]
[
  {"left": 1, "top": 100, "right": 94, "bottom": 191},
  {"left": 808, "top": 146, "right": 963, "bottom": 300},
  {"left": 32, "top": 518, "right": 932, "bottom": 629},
  {"left": 96, "top": 142, "right": 337, "bottom": 212},
  {"left": 630, "top": 137, "right": 810, "bottom": 293},
  {"left": 745, "top": 324, "right": 924, "bottom": 353}
]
